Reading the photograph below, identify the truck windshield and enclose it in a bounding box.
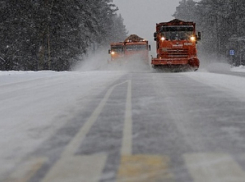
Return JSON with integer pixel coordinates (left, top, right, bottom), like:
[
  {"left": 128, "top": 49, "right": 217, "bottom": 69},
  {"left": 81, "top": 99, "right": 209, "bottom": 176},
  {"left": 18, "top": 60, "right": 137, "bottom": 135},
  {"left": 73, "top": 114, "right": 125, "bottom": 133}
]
[
  {"left": 125, "top": 45, "right": 147, "bottom": 51},
  {"left": 160, "top": 26, "right": 194, "bottom": 41},
  {"left": 111, "top": 46, "right": 123, "bottom": 53}
]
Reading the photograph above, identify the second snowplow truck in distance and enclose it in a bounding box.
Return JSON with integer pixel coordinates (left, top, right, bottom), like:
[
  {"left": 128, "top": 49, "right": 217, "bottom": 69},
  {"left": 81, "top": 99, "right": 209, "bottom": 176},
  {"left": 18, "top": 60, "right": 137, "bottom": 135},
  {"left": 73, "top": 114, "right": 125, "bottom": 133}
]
[
  {"left": 108, "top": 34, "right": 151, "bottom": 64},
  {"left": 152, "top": 19, "right": 201, "bottom": 71}
]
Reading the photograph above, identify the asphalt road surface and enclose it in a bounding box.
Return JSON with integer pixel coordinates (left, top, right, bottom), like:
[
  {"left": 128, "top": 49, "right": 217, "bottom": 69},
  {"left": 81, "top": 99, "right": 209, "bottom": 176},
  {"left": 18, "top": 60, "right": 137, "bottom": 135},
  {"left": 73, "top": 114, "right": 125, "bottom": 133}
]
[{"left": 3, "top": 70, "right": 245, "bottom": 182}]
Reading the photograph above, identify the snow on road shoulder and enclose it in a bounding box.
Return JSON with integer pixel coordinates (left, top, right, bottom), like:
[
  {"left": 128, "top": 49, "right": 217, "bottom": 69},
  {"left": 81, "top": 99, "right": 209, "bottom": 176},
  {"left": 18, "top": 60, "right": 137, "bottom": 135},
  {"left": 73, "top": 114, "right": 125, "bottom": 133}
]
[
  {"left": 0, "top": 70, "right": 65, "bottom": 85},
  {"left": 0, "top": 70, "right": 125, "bottom": 178},
  {"left": 184, "top": 71, "right": 245, "bottom": 101},
  {"left": 231, "top": 65, "right": 245, "bottom": 72},
  {"left": 203, "top": 62, "right": 245, "bottom": 73}
]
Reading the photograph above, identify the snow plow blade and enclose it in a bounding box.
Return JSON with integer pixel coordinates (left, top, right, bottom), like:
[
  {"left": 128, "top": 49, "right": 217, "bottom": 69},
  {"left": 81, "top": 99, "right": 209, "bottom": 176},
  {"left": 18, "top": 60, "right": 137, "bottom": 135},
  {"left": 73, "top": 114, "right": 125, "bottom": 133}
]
[{"left": 151, "top": 57, "right": 199, "bottom": 71}]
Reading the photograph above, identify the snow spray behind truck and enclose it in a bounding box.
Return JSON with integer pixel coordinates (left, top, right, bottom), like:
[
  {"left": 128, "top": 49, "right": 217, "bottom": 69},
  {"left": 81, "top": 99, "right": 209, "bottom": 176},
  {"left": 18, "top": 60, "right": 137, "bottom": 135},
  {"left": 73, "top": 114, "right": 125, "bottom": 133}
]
[
  {"left": 124, "top": 34, "right": 151, "bottom": 64},
  {"left": 108, "top": 34, "right": 151, "bottom": 64},
  {"left": 152, "top": 19, "right": 201, "bottom": 71}
]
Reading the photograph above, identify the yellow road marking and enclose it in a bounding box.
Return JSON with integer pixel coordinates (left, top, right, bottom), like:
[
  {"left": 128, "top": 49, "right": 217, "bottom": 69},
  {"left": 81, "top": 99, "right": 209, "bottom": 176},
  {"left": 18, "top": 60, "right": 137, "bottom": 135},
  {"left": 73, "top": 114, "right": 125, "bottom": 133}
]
[
  {"left": 184, "top": 153, "right": 245, "bottom": 182},
  {"left": 117, "top": 155, "right": 175, "bottom": 182},
  {"left": 5, "top": 157, "right": 47, "bottom": 182}
]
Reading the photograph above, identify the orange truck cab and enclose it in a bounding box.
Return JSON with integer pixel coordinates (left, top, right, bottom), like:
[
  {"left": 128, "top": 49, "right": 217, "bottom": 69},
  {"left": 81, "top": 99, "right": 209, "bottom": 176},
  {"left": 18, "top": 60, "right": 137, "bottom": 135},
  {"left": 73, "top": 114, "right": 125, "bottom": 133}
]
[
  {"left": 152, "top": 19, "right": 201, "bottom": 71},
  {"left": 108, "top": 42, "right": 124, "bottom": 62}
]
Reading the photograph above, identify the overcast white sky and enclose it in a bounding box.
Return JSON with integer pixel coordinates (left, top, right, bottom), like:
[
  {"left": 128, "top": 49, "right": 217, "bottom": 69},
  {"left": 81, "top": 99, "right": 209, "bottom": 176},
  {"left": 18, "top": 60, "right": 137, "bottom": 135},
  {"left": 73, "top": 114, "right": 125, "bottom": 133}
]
[{"left": 112, "top": 0, "right": 181, "bottom": 42}]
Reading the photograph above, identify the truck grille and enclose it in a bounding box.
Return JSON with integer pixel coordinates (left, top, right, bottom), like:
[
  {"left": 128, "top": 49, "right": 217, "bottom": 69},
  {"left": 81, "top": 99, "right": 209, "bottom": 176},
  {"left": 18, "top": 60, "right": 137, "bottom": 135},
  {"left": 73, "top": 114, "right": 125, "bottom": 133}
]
[{"left": 166, "top": 49, "right": 188, "bottom": 58}]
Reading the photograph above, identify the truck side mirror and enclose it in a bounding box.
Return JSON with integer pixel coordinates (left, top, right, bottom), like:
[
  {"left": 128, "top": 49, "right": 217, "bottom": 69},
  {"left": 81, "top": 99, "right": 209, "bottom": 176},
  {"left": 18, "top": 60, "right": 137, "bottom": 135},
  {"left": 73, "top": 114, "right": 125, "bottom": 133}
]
[
  {"left": 108, "top": 50, "right": 111, "bottom": 54},
  {"left": 197, "top": 32, "right": 201, "bottom": 40},
  {"left": 154, "top": 32, "right": 157, "bottom": 41},
  {"left": 148, "top": 45, "right": 151, "bottom": 51}
]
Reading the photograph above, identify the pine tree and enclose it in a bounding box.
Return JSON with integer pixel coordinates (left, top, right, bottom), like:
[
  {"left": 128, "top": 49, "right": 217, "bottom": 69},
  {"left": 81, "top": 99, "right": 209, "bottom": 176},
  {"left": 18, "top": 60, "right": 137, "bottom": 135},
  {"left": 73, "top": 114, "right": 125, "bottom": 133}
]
[
  {"left": 0, "top": 0, "right": 128, "bottom": 71},
  {"left": 174, "top": 0, "right": 245, "bottom": 64}
]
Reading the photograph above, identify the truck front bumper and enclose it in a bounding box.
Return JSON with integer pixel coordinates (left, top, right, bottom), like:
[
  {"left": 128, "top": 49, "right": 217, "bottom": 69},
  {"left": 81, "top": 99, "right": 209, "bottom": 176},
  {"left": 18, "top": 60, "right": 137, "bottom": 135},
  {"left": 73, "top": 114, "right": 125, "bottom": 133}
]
[{"left": 151, "top": 58, "right": 199, "bottom": 70}]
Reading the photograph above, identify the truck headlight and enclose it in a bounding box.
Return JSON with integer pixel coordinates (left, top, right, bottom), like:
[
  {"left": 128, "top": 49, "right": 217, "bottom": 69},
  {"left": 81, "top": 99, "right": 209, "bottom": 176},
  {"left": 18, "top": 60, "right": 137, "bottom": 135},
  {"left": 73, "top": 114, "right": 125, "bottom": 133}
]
[
  {"left": 190, "top": 36, "right": 196, "bottom": 42},
  {"left": 111, "top": 51, "right": 115, "bottom": 55},
  {"left": 161, "top": 37, "right": 166, "bottom": 41}
]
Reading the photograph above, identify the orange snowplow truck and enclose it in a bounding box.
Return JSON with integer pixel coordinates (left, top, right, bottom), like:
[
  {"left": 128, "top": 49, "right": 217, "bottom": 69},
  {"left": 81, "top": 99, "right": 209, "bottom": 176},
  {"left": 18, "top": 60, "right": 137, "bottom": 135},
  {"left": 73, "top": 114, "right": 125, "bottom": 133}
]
[
  {"left": 108, "top": 34, "right": 151, "bottom": 63},
  {"left": 152, "top": 19, "right": 201, "bottom": 71},
  {"left": 124, "top": 34, "right": 151, "bottom": 64}
]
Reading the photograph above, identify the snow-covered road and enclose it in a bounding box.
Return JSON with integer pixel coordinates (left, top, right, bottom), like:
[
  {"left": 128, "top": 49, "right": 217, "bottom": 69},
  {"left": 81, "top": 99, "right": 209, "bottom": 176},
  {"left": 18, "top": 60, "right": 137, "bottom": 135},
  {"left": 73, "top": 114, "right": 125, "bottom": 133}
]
[
  {"left": 1, "top": 66, "right": 245, "bottom": 182},
  {"left": 0, "top": 70, "right": 125, "bottom": 179}
]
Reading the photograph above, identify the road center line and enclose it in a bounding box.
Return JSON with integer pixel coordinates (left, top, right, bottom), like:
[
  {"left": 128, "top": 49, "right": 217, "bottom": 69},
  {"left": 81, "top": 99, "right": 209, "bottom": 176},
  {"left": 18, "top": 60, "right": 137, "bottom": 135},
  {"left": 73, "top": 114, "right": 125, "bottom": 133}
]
[
  {"left": 121, "top": 80, "right": 132, "bottom": 156},
  {"left": 61, "top": 86, "right": 114, "bottom": 158},
  {"left": 41, "top": 80, "right": 131, "bottom": 182},
  {"left": 61, "top": 80, "right": 131, "bottom": 158}
]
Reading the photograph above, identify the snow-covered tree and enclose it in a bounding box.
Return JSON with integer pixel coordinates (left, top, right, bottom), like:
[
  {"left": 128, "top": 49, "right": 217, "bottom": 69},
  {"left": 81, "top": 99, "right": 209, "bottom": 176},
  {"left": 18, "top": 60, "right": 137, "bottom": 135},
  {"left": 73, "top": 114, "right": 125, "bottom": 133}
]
[
  {"left": 0, "top": 0, "right": 127, "bottom": 71},
  {"left": 174, "top": 0, "right": 245, "bottom": 64},
  {"left": 173, "top": 0, "right": 198, "bottom": 22}
]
